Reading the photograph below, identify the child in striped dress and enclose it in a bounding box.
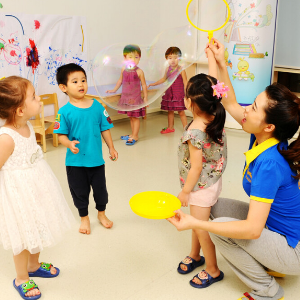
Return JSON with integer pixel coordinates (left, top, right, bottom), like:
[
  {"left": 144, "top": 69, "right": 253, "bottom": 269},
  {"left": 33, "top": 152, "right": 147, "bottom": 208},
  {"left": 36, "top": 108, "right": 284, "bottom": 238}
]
[{"left": 148, "top": 47, "right": 187, "bottom": 134}]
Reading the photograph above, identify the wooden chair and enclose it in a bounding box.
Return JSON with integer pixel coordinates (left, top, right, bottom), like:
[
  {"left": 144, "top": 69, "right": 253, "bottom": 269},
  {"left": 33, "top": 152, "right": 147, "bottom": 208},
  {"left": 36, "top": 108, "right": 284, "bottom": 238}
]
[
  {"left": 41, "top": 93, "right": 59, "bottom": 147},
  {"left": 29, "top": 102, "right": 46, "bottom": 152}
]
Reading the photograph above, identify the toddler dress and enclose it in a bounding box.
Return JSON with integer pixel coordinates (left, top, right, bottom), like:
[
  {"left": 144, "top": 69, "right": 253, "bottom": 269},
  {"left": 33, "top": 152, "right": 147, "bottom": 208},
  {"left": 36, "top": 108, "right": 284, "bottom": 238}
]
[
  {"left": 118, "top": 66, "right": 146, "bottom": 118},
  {"left": 0, "top": 122, "right": 75, "bottom": 255},
  {"left": 161, "top": 66, "right": 186, "bottom": 111}
]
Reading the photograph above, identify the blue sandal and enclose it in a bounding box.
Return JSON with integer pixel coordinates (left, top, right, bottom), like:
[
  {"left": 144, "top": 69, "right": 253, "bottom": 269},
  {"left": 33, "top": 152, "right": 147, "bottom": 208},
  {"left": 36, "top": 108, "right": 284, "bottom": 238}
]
[
  {"left": 13, "top": 279, "right": 41, "bottom": 300},
  {"left": 28, "top": 262, "right": 60, "bottom": 278},
  {"left": 121, "top": 135, "right": 130, "bottom": 140},
  {"left": 177, "top": 256, "right": 205, "bottom": 274},
  {"left": 189, "top": 270, "right": 224, "bottom": 288},
  {"left": 126, "top": 139, "right": 137, "bottom": 146}
]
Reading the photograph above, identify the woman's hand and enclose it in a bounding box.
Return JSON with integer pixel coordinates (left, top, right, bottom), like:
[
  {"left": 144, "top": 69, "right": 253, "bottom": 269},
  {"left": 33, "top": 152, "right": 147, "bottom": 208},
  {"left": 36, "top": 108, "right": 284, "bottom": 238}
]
[
  {"left": 208, "top": 38, "right": 226, "bottom": 67},
  {"left": 177, "top": 190, "right": 189, "bottom": 207},
  {"left": 167, "top": 210, "right": 198, "bottom": 231}
]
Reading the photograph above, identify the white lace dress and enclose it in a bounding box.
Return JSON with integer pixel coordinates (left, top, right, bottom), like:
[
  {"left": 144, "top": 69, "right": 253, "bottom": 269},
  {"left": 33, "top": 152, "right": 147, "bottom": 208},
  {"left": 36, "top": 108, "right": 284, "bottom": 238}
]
[{"left": 0, "top": 122, "right": 75, "bottom": 255}]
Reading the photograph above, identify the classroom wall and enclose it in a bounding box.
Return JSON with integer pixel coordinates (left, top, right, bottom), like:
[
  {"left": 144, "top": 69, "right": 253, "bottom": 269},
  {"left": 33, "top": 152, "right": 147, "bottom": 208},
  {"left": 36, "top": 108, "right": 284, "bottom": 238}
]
[{"left": 1, "top": 0, "right": 224, "bottom": 120}]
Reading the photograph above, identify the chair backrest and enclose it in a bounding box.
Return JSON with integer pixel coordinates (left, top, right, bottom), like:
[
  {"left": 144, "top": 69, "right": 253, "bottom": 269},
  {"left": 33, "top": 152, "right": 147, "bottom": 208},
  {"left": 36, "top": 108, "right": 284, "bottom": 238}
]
[
  {"left": 40, "top": 93, "right": 59, "bottom": 116},
  {"left": 33, "top": 102, "right": 45, "bottom": 124}
]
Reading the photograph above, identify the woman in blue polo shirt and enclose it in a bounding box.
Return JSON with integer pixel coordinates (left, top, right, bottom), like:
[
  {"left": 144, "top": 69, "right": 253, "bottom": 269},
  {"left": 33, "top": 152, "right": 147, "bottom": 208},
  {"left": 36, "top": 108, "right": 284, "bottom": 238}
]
[{"left": 168, "top": 39, "right": 300, "bottom": 300}]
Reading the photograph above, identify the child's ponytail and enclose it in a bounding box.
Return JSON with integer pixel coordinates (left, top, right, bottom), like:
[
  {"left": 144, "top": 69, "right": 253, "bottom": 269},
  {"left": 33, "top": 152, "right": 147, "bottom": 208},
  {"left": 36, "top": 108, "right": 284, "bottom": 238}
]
[{"left": 186, "top": 74, "right": 226, "bottom": 145}]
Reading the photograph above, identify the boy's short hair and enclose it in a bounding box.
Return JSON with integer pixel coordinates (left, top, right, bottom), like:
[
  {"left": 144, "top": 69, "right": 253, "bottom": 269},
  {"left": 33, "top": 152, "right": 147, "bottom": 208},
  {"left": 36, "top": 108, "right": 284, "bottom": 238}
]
[
  {"left": 165, "top": 47, "right": 182, "bottom": 59},
  {"left": 123, "top": 44, "right": 141, "bottom": 57},
  {"left": 56, "top": 63, "right": 87, "bottom": 86}
]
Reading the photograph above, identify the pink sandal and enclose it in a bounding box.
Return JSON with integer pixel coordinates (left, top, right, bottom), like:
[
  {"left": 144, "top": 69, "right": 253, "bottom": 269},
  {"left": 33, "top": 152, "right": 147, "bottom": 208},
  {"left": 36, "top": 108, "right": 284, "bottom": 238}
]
[{"left": 160, "top": 127, "right": 175, "bottom": 134}]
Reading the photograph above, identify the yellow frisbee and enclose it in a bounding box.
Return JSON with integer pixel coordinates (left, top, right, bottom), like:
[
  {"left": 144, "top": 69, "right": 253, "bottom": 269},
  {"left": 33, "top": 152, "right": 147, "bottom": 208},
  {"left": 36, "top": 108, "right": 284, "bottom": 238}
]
[{"left": 129, "top": 191, "right": 181, "bottom": 219}]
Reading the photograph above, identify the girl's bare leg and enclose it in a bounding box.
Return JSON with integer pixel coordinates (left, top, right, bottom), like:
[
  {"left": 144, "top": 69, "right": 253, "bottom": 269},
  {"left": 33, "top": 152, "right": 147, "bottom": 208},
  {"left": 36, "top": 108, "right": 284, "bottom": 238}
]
[
  {"left": 14, "top": 250, "right": 41, "bottom": 297},
  {"left": 130, "top": 117, "right": 140, "bottom": 141},
  {"left": 178, "top": 110, "right": 187, "bottom": 128},
  {"left": 190, "top": 205, "right": 220, "bottom": 285},
  {"left": 27, "top": 252, "right": 57, "bottom": 275},
  {"left": 167, "top": 111, "right": 175, "bottom": 130},
  {"left": 179, "top": 206, "right": 202, "bottom": 272}
]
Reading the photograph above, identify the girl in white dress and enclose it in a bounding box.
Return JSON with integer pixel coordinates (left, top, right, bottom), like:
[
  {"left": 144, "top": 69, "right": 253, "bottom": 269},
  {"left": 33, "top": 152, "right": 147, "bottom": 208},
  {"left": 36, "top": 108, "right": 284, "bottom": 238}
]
[{"left": 0, "top": 76, "right": 75, "bottom": 300}]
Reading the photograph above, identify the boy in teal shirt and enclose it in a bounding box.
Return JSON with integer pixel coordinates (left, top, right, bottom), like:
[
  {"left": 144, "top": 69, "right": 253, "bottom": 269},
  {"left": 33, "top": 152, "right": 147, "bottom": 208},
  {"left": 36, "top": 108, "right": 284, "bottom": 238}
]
[{"left": 54, "top": 63, "right": 118, "bottom": 234}]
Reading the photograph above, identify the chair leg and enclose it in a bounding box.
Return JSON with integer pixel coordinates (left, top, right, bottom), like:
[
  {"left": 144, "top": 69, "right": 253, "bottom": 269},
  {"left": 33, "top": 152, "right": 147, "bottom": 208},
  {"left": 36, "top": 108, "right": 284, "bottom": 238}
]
[
  {"left": 53, "top": 133, "right": 59, "bottom": 147},
  {"left": 42, "top": 134, "right": 46, "bottom": 153}
]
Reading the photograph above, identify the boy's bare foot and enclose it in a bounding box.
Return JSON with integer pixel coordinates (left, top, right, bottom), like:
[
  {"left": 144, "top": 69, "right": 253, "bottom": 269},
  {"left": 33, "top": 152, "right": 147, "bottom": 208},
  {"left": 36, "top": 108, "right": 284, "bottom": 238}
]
[
  {"left": 14, "top": 278, "right": 41, "bottom": 297},
  {"left": 79, "top": 216, "right": 91, "bottom": 234},
  {"left": 98, "top": 211, "right": 113, "bottom": 228}
]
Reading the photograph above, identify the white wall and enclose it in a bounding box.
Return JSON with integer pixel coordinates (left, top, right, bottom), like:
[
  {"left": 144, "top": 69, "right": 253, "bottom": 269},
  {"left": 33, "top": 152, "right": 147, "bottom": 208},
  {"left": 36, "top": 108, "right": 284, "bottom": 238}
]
[{"left": 2, "top": 0, "right": 239, "bottom": 126}]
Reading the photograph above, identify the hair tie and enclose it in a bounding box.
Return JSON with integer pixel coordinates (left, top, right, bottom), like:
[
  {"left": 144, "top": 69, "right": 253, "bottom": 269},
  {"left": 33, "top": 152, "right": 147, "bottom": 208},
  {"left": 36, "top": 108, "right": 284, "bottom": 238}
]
[{"left": 212, "top": 81, "right": 229, "bottom": 99}]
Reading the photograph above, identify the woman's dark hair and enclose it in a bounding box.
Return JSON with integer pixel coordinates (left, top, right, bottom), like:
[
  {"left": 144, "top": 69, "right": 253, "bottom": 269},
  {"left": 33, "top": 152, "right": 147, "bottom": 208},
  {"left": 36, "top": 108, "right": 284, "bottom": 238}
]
[
  {"left": 165, "top": 47, "right": 182, "bottom": 59},
  {"left": 264, "top": 82, "right": 300, "bottom": 178},
  {"left": 186, "top": 73, "right": 226, "bottom": 145}
]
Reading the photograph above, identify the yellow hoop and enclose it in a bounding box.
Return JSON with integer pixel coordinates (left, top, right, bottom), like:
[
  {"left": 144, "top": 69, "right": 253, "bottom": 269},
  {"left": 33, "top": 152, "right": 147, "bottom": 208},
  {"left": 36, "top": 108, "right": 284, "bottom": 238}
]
[{"left": 186, "top": 0, "right": 231, "bottom": 42}]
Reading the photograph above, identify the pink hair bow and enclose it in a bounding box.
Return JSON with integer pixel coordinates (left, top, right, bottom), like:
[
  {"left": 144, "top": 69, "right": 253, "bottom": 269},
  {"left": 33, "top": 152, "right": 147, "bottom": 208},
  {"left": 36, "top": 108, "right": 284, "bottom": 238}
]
[{"left": 212, "top": 81, "right": 229, "bottom": 98}]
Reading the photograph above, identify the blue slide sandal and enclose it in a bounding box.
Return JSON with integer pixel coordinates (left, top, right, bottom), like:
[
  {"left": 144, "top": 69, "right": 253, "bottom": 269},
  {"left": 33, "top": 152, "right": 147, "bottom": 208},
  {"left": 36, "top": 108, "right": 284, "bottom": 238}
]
[
  {"left": 13, "top": 279, "right": 41, "bottom": 300},
  {"left": 190, "top": 270, "right": 224, "bottom": 288},
  {"left": 28, "top": 262, "right": 60, "bottom": 278}
]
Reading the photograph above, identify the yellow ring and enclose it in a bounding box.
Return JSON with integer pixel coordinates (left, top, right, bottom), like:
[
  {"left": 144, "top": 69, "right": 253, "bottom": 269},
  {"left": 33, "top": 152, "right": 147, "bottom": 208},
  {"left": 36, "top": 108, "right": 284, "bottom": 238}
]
[{"left": 186, "top": 0, "right": 230, "bottom": 42}]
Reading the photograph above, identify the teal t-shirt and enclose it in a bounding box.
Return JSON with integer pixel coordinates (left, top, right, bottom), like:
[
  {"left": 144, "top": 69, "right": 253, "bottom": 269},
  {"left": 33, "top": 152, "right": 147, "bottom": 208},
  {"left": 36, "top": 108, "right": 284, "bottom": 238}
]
[{"left": 53, "top": 100, "right": 113, "bottom": 167}]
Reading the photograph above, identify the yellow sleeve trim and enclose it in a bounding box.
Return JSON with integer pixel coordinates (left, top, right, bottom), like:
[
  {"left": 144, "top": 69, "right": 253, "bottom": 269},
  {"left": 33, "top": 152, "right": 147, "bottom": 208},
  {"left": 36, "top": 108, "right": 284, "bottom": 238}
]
[{"left": 250, "top": 195, "right": 273, "bottom": 203}]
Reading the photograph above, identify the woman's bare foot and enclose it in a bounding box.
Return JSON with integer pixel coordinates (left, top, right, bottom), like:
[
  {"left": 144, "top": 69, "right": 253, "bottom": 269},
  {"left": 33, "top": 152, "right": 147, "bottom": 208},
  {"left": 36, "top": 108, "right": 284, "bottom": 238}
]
[
  {"left": 14, "top": 278, "right": 41, "bottom": 297},
  {"left": 79, "top": 216, "right": 91, "bottom": 234},
  {"left": 98, "top": 211, "right": 113, "bottom": 228}
]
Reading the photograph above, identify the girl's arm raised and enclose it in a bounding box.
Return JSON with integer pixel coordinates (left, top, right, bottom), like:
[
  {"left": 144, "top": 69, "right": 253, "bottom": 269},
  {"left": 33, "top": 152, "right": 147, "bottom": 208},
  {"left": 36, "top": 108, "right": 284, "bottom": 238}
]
[
  {"left": 168, "top": 198, "right": 271, "bottom": 240},
  {"left": 206, "top": 47, "right": 218, "bottom": 78},
  {"left": 209, "top": 39, "right": 244, "bottom": 125},
  {"left": 106, "top": 68, "right": 124, "bottom": 93},
  {"left": 178, "top": 141, "right": 203, "bottom": 207},
  {"left": 0, "top": 134, "right": 14, "bottom": 169},
  {"left": 147, "top": 67, "right": 168, "bottom": 88}
]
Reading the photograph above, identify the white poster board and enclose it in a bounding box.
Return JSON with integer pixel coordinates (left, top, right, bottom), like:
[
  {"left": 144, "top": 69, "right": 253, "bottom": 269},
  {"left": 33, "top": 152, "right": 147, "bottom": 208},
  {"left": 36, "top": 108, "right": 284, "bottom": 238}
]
[{"left": 0, "top": 13, "right": 88, "bottom": 109}]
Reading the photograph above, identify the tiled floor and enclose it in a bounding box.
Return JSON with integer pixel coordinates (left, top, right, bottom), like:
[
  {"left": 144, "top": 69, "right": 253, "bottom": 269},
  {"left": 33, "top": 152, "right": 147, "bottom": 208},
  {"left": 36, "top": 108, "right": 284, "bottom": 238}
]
[{"left": 1, "top": 113, "right": 299, "bottom": 299}]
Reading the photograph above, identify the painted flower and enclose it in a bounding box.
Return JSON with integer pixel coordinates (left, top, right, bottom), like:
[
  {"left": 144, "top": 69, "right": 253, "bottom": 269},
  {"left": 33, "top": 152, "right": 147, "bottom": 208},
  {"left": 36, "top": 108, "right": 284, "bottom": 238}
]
[
  {"left": 180, "top": 177, "right": 185, "bottom": 184},
  {"left": 204, "top": 143, "right": 211, "bottom": 149}
]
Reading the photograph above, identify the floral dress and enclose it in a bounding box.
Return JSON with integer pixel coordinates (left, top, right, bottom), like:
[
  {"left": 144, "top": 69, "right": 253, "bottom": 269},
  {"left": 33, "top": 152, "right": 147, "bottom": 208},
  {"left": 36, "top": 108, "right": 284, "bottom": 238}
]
[{"left": 178, "top": 123, "right": 227, "bottom": 191}]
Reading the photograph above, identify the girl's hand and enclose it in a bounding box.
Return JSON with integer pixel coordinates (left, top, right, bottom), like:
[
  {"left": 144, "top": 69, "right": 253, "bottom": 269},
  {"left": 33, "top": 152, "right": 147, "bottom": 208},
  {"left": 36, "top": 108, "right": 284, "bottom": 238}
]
[
  {"left": 147, "top": 84, "right": 152, "bottom": 89},
  {"left": 208, "top": 38, "right": 226, "bottom": 66},
  {"left": 167, "top": 210, "right": 198, "bottom": 231},
  {"left": 106, "top": 90, "right": 115, "bottom": 93},
  {"left": 177, "top": 190, "right": 189, "bottom": 207},
  {"left": 109, "top": 148, "right": 118, "bottom": 161},
  {"left": 69, "top": 140, "right": 80, "bottom": 154}
]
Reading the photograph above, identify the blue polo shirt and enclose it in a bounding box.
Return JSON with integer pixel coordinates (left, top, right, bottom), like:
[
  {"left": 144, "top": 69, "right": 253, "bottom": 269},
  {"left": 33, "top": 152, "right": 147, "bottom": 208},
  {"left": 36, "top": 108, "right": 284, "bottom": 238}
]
[
  {"left": 53, "top": 100, "right": 113, "bottom": 167},
  {"left": 243, "top": 134, "right": 300, "bottom": 248}
]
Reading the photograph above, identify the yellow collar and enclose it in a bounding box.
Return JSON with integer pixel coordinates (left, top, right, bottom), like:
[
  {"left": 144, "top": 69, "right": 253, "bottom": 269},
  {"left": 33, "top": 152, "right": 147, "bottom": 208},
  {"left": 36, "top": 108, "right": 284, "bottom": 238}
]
[{"left": 243, "top": 137, "right": 280, "bottom": 176}]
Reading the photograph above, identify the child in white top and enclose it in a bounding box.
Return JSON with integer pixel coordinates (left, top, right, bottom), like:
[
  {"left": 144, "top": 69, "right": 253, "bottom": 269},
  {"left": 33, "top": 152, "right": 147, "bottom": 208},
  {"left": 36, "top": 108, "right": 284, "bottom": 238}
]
[{"left": 0, "top": 76, "right": 75, "bottom": 300}]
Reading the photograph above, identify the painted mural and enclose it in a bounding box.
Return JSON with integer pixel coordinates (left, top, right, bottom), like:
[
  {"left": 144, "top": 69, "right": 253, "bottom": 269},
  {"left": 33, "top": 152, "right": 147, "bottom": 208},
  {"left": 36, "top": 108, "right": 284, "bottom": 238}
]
[
  {"left": 0, "top": 13, "right": 87, "bottom": 97},
  {"left": 223, "top": 0, "right": 278, "bottom": 105}
]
